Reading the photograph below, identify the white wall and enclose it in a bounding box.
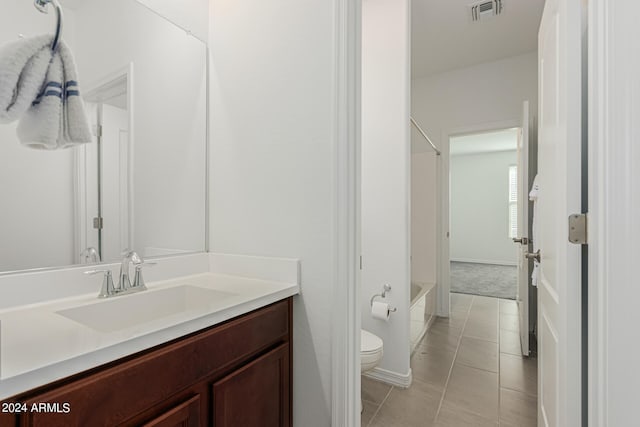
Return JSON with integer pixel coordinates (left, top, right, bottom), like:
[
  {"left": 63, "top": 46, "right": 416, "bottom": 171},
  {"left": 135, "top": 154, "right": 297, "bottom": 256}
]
[
  {"left": 412, "top": 52, "right": 538, "bottom": 146},
  {"left": 209, "top": 0, "right": 338, "bottom": 424},
  {"left": 361, "top": 0, "right": 412, "bottom": 382},
  {"left": 136, "top": 0, "right": 209, "bottom": 41},
  {"left": 450, "top": 150, "right": 517, "bottom": 265},
  {"left": 411, "top": 152, "right": 437, "bottom": 284},
  {"left": 411, "top": 52, "right": 537, "bottom": 288},
  {"left": 0, "top": 2, "right": 79, "bottom": 272}
]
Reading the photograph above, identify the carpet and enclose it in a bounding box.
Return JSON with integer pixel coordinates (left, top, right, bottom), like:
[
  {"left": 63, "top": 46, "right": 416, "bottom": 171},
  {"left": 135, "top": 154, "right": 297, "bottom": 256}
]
[{"left": 450, "top": 262, "right": 517, "bottom": 300}]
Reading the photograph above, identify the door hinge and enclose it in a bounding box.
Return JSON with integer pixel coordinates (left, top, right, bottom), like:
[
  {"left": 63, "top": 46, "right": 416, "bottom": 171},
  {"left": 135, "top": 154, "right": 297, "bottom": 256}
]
[
  {"left": 568, "top": 213, "right": 587, "bottom": 245},
  {"left": 97, "top": 124, "right": 103, "bottom": 138},
  {"left": 359, "top": 256, "right": 363, "bottom": 270},
  {"left": 93, "top": 217, "right": 104, "bottom": 230}
]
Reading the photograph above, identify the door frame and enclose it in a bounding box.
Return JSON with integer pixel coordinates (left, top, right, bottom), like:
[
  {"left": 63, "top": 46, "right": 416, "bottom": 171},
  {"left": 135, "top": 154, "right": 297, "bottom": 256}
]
[
  {"left": 437, "top": 118, "right": 521, "bottom": 317},
  {"left": 74, "top": 64, "right": 135, "bottom": 263},
  {"left": 587, "top": 1, "right": 640, "bottom": 425},
  {"left": 331, "top": 0, "right": 361, "bottom": 425},
  {"left": 331, "top": 0, "right": 639, "bottom": 424}
]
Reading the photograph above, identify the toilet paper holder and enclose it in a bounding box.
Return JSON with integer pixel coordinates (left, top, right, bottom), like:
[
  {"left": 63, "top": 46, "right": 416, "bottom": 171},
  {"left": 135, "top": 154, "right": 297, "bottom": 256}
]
[{"left": 370, "top": 284, "right": 397, "bottom": 312}]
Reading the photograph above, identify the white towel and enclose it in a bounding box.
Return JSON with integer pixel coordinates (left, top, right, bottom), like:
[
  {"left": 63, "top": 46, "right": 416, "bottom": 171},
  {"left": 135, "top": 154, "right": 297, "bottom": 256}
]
[
  {"left": 0, "top": 35, "right": 52, "bottom": 123},
  {"left": 0, "top": 35, "right": 92, "bottom": 149}
]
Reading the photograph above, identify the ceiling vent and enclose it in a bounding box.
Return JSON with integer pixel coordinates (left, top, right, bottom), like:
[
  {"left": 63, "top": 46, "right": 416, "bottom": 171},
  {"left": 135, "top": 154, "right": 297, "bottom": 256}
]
[{"left": 469, "top": 0, "right": 503, "bottom": 22}]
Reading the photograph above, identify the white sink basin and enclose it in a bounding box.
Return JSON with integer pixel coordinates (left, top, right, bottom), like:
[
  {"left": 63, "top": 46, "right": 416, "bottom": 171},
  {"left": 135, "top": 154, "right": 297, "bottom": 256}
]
[{"left": 57, "top": 285, "right": 237, "bottom": 332}]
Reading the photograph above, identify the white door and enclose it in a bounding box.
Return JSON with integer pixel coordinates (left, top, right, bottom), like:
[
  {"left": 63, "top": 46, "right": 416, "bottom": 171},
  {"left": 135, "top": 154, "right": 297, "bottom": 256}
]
[
  {"left": 537, "top": 0, "right": 584, "bottom": 425},
  {"left": 514, "top": 100, "right": 530, "bottom": 356}
]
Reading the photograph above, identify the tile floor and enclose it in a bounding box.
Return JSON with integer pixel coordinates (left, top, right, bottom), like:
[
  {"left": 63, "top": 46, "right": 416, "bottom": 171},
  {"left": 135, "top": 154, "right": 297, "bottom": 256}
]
[{"left": 362, "top": 293, "right": 537, "bottom": 426}]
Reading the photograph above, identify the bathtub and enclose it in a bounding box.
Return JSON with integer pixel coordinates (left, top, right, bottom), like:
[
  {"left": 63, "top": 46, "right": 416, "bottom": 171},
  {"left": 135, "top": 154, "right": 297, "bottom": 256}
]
[{"left": 410, "top": 281, "right": 437, "bottom": 352}]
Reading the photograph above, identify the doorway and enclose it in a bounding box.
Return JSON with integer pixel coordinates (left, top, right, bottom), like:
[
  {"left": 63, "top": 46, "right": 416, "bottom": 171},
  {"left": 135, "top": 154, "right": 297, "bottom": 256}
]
[
  {"left": 76, "top": 66, "right": 133, "bottom": 264},
  {"left": 449, "top": 127, "right": 519, "bottom": 300}
]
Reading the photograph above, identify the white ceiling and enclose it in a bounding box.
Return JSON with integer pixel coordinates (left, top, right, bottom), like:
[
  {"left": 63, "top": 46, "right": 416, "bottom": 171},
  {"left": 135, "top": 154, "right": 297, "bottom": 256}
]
[
  {"left": 412, "top": 0, "right": 545, "bottom": 78},
  {"left": 450, "top": 127, "right": 518, "bottom": 156},
  {"left": 58, "top": 0, "right": 85, "bottom": 10}
]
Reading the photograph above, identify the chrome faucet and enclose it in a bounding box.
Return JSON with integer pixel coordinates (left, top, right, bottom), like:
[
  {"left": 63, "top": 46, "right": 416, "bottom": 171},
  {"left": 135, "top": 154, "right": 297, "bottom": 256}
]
[
  {"left": 118, "top": 250, "right": 140, "bottom": 291},
  {"left": 85, "top": 251, "right": 155, "bottom": 299},
  {"left": 119, "top": 250, "right": 155, "bottom": 292}
]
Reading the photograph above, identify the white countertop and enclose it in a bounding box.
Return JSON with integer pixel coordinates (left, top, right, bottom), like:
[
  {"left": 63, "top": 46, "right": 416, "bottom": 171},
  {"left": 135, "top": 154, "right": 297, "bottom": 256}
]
[{"left": 0, "top": 271, "right": 299, "bottom": 399}]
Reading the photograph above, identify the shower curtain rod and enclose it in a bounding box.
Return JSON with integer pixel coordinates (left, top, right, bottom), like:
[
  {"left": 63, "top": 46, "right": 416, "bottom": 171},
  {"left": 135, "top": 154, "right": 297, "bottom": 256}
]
[
  {"left": 34, "top": 0, "right": 63, "bottom": 51},
  {"left": 410, "top": 116, "right": 441, "bottom": 156}
]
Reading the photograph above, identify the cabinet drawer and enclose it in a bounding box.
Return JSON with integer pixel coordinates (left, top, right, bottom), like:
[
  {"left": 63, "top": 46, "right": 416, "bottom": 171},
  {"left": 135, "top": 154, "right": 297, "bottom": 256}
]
[{"left": 18, "top": 299, "right": 290, "bottom": 427}]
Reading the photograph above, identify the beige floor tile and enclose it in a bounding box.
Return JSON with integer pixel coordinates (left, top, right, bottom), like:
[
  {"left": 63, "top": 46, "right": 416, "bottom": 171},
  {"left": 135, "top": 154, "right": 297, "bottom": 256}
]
[
  {"left": 500, "top": 353, "right": 537, "bottom": 396},
  {"left": 419, "top": 323, "right": 462, "bottom": 354},
  {"left": 463, "top": 319, "right": 499, "bottom": 342},
  {"left": 499, "top": 329, "right": 523, "bottom": 356},
  {"left": 411, "top": 346, "right": 456, "bottom": 390},
  {"left": 450, "top": 309, "right": 470, "bottom": 321},
  {"left": 469, "top": 304, "right": 499, "bottom": 316},
  {"left": 456, "top": 336, "right": 499, "bottom": 373},
  {"left": 468, "top": 308, "right": 499, "bottom": 329},
  {"left": 499, "top": 299, "right": 518, "bottom": 315},
  {"left": 361, "top": 294, "right": 540, "bottom": 427},
  {"left": 451, "top": 292, "right": 473, "bottom": 311},
  {"left": 362, "top": 376, "right": 392, "bottom": 405},
  {"left": 472, "top": 296, "right": 500, "bottom": 311},
  {"left": 431, "top": 317, "right": 465, "bottom": 335},
  {"left": 500, "top": 388, "right": 537, "bottom": 426},
  {"left": 435, "top": 402, "right": 498, "bottom": 427},
  {"left": 440, "top": 310, "right": 468, "bottom": 329},
  {"left": 361, "top": 399, "right": 379, "bottom": 427},
  {"left": 468, "top": 297, "right": 499, "bottom": 327},
  {"left": 442, "top": 364, "right": 499, "bottom": 421},
  {"left": 369, "top": 379, "right": 441, "bottom": 427},
  {"left": 500, "top": 313, "right": 520, "bottom": 332}
]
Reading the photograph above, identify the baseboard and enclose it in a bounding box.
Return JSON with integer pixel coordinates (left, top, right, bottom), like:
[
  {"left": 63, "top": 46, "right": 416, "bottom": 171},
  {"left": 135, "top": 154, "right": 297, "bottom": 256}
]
[
  {"left": 450, "top": 257, "right": 517, "bottom": 267},
  {"left": 363, "top": 366, "right": 412, "bottom": 389}
]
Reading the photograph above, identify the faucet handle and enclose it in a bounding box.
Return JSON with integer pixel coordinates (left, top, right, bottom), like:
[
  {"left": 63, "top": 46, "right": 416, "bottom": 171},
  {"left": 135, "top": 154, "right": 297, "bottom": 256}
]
[
  {"left": 132, "top": 261, "right": 156, "bottom": 290},
  {"left": 84, "top": 269, "right": 116, "bottom": 298},
  {"left": 131, "top": 261, "right": 157, "bottom": 290}
]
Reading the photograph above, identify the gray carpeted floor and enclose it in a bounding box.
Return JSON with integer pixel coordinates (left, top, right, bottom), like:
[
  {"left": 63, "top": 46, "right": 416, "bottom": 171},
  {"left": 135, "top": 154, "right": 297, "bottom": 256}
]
[{"left": 450, "top": 262, "right": 517, "bottom": 300}]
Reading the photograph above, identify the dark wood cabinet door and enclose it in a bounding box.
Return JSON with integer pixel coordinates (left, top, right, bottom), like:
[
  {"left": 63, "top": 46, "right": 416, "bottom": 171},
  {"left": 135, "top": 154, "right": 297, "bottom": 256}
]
[
  {"left": 141, "top": 395, "right": 200, "bottom": 427},
  {"left": 212, "top": 343, "right": 290, "bottom": 427}
]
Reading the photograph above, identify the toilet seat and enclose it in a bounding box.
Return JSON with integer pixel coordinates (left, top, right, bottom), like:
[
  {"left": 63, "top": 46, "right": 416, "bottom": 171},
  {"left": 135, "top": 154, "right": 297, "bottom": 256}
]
[{"left": 361, "top": 330, "right": 383, "bottom": 372}]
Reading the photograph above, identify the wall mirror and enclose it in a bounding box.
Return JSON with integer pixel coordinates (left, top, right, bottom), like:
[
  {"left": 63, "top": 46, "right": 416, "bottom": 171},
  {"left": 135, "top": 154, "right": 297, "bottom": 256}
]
[{"left": 0, "top": 0, "right": 208, "bottom": 273}]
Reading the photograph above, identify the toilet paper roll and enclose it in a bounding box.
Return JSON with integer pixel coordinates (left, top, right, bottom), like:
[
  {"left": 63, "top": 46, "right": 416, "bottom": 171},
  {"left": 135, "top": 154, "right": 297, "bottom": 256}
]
[{"left": 371, "top": 301, "right": 390, "bottom": 321}]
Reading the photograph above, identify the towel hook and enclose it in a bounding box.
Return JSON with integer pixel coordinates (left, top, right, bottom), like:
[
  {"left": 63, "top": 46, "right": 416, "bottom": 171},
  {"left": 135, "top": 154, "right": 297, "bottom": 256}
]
[{"left": 34, "top": 0, "right": 63, "bottom": 52}]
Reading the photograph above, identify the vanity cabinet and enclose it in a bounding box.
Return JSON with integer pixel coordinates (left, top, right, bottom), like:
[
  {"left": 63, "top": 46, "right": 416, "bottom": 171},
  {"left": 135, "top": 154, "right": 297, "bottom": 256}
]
[{"left": 5, "top": 298, "right": 292, "bottom": 427}]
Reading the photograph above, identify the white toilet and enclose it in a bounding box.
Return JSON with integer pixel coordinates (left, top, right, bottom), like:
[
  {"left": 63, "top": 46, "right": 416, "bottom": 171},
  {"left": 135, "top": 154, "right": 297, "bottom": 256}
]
[
  {"left": 361, "top": 329, "right": 384, "bottom": 372},
  {"left": 360, "top": 329, "right": 384, "bottom": 413}
]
